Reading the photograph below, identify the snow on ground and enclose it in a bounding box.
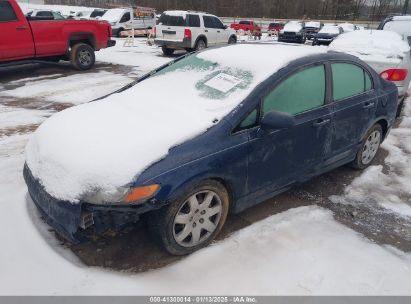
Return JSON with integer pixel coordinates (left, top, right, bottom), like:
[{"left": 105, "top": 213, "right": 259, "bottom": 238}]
[
  {"left": 18, "top": 1, "right": 96, "bottom": 15},
  {"left": 1, "top": 71, "right": 133, "bottom": 105},
  {"left": 96, "top": 38, "right": 172, "bottom": 72},
  {"left": 330, "top": 97, "right": 411, "bottom": 217},
  {"left": 0, "top": 105, "right": 52, "bottom": 130}
]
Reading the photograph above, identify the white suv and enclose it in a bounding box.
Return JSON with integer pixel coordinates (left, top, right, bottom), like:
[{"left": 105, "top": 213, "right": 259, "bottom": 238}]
[{"left": 154, "top": 10, "right": 237, "bottom": 56}]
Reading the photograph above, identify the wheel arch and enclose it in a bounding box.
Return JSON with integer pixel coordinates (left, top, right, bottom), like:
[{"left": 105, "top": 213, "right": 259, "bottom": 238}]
[
  {"left": 375, "top": 118, "right": 389, "bottom": 140},
  {"left": 68, "top": 32, "right": 96, "bottom": 50},
  {"left": 195, "top": 35, "right": 208, "bottom": 47}
]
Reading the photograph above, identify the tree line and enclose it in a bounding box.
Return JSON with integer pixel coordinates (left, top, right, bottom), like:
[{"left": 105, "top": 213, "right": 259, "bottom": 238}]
[{"left": 45, "top": 0, "right": 410, "bottom": 20}]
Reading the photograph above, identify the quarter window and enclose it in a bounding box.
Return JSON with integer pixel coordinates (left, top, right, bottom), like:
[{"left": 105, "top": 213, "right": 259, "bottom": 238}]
[
  {"left": 238, "top": 109, "right": 258, "bottom": 130},
  {"left": 263, "top": 65, "right": 326, "bottom": 115},
  {"left": 0, "top": 1, "right": 17, "bottom": 22},
  {"left": 332, "top": 63, "right": 372, "bottom": 101}
]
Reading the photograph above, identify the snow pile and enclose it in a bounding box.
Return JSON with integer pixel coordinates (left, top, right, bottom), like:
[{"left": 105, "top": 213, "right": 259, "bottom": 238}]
[
  {"left": 330, "top": 95, "right": 411, "bottom": 217},
  {"left": 26, "top": 44, "right": 325, "bottom": 202},
  {"left": 329, "top": 30, "right": 410, "bottom": 61},
  {"left": 338, "top": 23, "right": 356, "bottom": 32}
]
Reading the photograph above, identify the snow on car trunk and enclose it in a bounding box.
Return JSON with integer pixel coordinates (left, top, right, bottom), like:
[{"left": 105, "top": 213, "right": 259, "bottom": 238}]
[
  {"left": 26, "top": 44, "right": 326, "bottom": 203},
  {"left": 328, "top": 30, "right": 410, "bottom": 71}
]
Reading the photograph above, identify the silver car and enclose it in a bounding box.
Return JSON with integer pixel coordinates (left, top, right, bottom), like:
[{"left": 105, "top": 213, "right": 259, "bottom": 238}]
[{"left": 329, "top": 29, "right": 411, "bottom": 114}]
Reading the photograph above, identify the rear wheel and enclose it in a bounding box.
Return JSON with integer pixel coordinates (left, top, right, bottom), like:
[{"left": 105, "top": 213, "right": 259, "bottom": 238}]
[
  {"left": 351, "top": 124, "right": 383, "bottom": 170},
  {"left": 195, "top": 39, "right": 206, "bottom": 51},
  {"left": 70, "top": 43, "right": 95, "bottom": 70},
  {"left": 149, "top": 180, "right": 229, "bottom": 255},
  {"left": 161, "top": 46, "right": 175, "bottom": 56}
]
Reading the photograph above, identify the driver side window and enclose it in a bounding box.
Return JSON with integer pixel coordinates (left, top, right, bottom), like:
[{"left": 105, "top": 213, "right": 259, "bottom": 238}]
[
  {"left": 263, "top": 65, "right": 326, "bottom": 115},
  {"left": 120, "top": 12, "right": 131, "bottom": 23}
]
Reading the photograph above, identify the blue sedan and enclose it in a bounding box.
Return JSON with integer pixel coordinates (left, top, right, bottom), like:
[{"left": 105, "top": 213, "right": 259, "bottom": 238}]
[{"left": 24, "top": 44, "right": 398, "bottom": 255}]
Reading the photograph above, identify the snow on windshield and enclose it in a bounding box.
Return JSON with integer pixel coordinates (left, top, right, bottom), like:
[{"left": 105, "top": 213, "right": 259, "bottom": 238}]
[
  {"left": 305, "top": 21, "right": 321, "bottom": 28},
  {"left": 283, "top": 22, "right": 302, "bottom": 32},
  {"left": 339, "top": 23, "right": 356, "bottom": 32},
  {"left": 329, "top": 30, "right": 410, "bottom": 60},
  {"left": 26, "top": 44, "right": 325, "bottom": 203},
  {"left": 319, "top": 26, "right": 340, "bottom": 34},
  {"left": 383, "top": 20, "right": 411, "bottom": 39}
]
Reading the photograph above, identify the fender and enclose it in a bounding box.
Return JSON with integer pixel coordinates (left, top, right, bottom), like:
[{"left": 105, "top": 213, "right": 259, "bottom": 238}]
[
  {"left": 67, "top": 32, "right": 96, "bottom": 50},
  {"left": 194, "top": 35, "right": 208, "bottom": 47}
]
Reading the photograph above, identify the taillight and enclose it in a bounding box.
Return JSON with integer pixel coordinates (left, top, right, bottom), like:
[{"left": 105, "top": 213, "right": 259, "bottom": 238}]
[
  {"left": 184, "top": 28, "right": 192, "bottom": 39},
  {"left": 380, "top": 69, "right": 408, "bottom": 81}
]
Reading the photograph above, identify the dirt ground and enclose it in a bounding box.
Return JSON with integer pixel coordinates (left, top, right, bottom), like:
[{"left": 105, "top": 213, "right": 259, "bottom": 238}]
[{"left": 1, "top": 62, "right": 410, "bottom": 274}]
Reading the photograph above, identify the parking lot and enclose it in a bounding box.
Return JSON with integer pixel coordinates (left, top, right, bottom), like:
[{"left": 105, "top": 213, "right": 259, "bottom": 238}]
[{"left": 1, "top": 37, "right": 411, "bottom": 294}]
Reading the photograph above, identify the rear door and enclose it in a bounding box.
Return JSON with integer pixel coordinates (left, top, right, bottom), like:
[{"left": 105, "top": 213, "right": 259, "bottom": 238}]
[
  {"left": 0, "top": 0, "right": 35, "bottom": 61},
  {"left": 326, "top": 62, "right": 377, "bottom": 165},
  {"left": 202, "top": 15, "right": 218, "bottom": 45}
]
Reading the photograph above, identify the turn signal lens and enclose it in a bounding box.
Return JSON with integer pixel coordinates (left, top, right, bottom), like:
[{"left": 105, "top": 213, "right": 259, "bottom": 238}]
[{"left": 124, "top": 184, "right": 160, "bottom": 203}]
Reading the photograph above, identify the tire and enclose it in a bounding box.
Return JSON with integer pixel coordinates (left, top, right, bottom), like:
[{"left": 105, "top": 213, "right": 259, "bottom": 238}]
[
  {"left": 148, "top": 180, "right": 230, "bottom": 255},
  {"left": 195, "top": 39, "right": 206, "bottom": 51},
  {"left": 396, "top": 98, "right": 404, "bottom": 118},
  {"left": 70, "top": 43, "right": 95, "bottom": 70},
  {"left": 228, "top": 36, "right": 237, "bottom": 44},
  {"left": 351, "top": 124, "right": 383, "bottom": 170},
  {"left": 161, "top": 46, "right": 175, "bottom": 56}
]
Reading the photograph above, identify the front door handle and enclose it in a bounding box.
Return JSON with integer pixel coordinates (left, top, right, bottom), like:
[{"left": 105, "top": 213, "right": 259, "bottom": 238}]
[
  {"left": 16, "top": 26, "right": 27, "bottom": 30},
  {"left": 205, "top": 29, "right": 208, "bottom": 32},
  {"left": 362, "top": 102, "right": 375, "bottom": 109},
  {"left": 217, "top": 30, "right": 221, "bottom": 33},
  {"left": 313, "top": 118, "right": 330, "bottom": 127}
]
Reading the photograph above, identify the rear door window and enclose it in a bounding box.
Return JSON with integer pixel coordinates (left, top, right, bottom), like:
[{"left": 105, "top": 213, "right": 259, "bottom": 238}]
[
  {"left": 332, "top": 63, "right": 372, "bottom": 101},
  {"left": 120, "top": 12, "right": 131, "bottom": 23},
  {"left": 0, "top": 1, "right": 17, "bottom": 22},
  {"left": 263, "top": 65, "right": 326, "bottom": 115},
  {"left": 187, "top": 14, "right": 200, "bottom": 27}
]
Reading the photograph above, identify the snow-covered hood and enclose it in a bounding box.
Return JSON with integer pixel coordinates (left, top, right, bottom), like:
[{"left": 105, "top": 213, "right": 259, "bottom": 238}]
[{"left": 26, "top": 44, "right": 325, "bottom": 203}]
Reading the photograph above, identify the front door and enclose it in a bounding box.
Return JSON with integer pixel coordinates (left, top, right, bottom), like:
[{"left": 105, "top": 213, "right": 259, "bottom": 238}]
[
  {"left": 246, "top": 64, "right": 331, "bottom": 199},
  {"left": 0, "top": 0, "right": 35, "bottom": 61}
]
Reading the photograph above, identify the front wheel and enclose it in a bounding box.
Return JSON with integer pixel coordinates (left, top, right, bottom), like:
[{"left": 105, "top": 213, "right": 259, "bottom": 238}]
[
  {"left": 149, "top": 180, "right": 229, "bottom": 255},
  {"left": 228, "top": 36, "right": 237, "bottom": 44},
  {"left": 70, "top": 43, "right": 95, "bottom": 70},
  {"left": 351, "top": 124, "right": 383, "bottom": 170}
]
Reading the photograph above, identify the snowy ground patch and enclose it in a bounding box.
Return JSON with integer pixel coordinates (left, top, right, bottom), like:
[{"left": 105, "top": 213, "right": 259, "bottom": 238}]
[
  {"left": 1, "top": 71, "right": 133, "bottom": 105},
  {"left": 96, "top": 38, "right": 172, "bottom": 72}
]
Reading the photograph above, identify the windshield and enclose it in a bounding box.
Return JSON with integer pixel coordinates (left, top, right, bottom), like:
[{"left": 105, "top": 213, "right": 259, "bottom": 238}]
[
  {"left": 383, "top": 20, "right": 411, "bottom": 39},
  {"left": 155, "top": 54, "right": 253, "bottom": 100},
  {"left": 101, "top": 9, "right": 124, "bottom": 21},
  {"left": 90, "top": 10, "right": 106, "bottom": 18},
  {"left": 319, "top": 26, "right": 340, "bottom": 34}
]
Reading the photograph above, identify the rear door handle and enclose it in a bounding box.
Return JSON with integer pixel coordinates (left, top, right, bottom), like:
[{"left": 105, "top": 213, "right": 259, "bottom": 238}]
[
  {"left": 313, "top": 118, "right": 330, "bottom": 127},
  {"left": 217, "top": 30, "right": 221, "bottom": 33},
  {"left": 362, "top": 102, "right": 375, "bottom": 109},
  {"left": 16, "top": 26, "right": 27, "bottom": 30}
]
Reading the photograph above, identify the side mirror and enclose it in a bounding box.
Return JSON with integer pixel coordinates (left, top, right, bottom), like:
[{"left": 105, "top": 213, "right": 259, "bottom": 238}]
[{"left": 261, "top": 111, "right": 295, "bottom": 130}]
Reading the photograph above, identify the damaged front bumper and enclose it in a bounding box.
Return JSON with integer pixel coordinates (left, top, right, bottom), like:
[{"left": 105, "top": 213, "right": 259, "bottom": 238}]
[{"left": 23, "top": 164, "right": 163, "bottom": 243}]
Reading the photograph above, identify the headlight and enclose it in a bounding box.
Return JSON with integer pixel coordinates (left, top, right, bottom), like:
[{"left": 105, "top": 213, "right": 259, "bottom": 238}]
[
  {"left": 110, "top": 22, "right": 116, "bottom": 26},
  {"left": 296, "top": 32, "right": 302, "bottom": 36},
  {"left": 82, "top": 184, "right": 160, "bottom": 205}
]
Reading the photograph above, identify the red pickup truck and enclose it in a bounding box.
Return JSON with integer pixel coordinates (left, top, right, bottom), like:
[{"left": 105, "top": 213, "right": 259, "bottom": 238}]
[
  {"left": 230, "top": 20, "right": 262, "bottom": 38},
  {"left": 0, "top": 0, "right": 115, "bottom": 70}
]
